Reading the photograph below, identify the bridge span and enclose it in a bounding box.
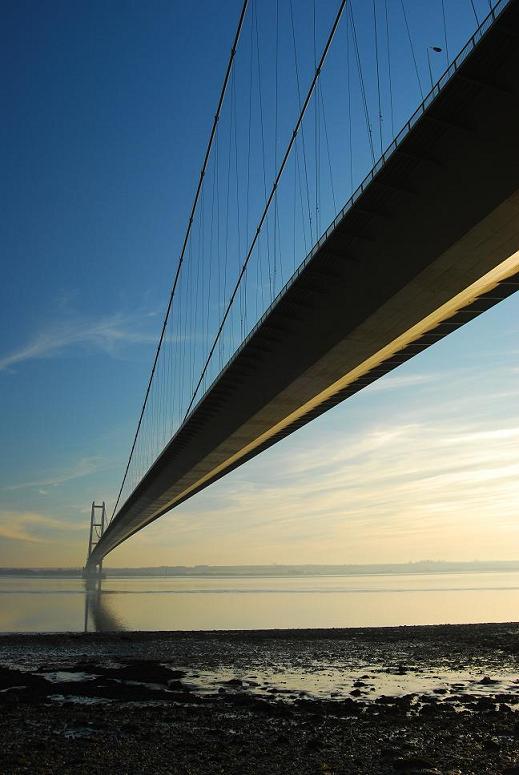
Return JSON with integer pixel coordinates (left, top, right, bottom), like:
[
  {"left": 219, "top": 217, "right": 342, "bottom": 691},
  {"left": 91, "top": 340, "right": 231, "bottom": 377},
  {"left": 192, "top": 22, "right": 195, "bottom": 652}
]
[{"left": 87, "top": 0, "right": 519, "bottom": 568}]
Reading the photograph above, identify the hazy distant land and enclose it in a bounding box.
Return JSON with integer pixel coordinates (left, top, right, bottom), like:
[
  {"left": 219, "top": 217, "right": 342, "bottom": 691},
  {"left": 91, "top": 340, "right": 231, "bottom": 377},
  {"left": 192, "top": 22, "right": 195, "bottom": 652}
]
[{"left": 2, "top": 560, "right": 519, "bottom": 577}]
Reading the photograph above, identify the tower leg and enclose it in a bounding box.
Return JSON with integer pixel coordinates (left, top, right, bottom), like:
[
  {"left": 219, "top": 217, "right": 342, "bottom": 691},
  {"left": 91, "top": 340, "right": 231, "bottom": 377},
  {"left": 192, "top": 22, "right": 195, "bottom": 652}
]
[{"left": 83, "top": 501, "right": 106, "bottom": 579}]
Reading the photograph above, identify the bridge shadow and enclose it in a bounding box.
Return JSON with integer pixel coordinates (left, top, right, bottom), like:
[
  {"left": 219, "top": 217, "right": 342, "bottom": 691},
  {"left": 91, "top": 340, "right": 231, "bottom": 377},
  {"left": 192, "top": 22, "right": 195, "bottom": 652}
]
[{"left": 83, "top": 578, "right": 125, "bottom": 633}]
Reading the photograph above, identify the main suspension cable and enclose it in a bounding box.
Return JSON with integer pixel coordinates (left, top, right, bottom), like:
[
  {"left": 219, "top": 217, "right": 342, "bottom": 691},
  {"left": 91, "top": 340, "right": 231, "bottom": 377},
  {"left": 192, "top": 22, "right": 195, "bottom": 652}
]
[{"left": 110, "top": 0, "right": 250, "bottom": 522}]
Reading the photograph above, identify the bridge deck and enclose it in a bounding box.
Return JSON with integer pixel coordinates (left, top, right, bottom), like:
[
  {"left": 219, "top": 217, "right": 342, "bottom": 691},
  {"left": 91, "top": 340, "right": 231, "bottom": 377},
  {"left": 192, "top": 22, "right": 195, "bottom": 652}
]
[{"left": 89, "top": 0, "right": 519, "bottom": 566}]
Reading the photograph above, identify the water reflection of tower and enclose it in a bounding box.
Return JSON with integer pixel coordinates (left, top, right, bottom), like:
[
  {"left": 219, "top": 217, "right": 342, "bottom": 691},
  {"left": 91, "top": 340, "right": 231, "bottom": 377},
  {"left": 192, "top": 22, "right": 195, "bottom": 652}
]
[{"left": 83, "top": 576, "right": 124, "bottom": 633}]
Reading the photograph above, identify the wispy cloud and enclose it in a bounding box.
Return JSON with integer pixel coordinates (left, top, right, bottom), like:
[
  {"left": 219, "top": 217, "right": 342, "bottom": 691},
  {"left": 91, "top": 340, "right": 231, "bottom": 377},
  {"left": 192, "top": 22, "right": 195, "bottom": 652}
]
[
  {"left": 136, "top": 404, "right": 519, "bottom": 565},
  {"left": 0, "top": 511, "right": 84, "bottom": 544},
  {"left": 0, "top": 311, "right": 159, "bottom": 372},
  {"left": 5, "top": 457, "right": 102, "bottom": 491},
  {"left": 365, "top": 372, "right": 438, "bottom": 392}
]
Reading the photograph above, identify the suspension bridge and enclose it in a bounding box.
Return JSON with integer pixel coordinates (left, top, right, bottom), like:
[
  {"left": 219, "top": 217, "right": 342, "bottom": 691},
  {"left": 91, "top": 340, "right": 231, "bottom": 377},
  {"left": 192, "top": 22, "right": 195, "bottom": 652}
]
[{"left": 85, "top": 0, "right": 519, "bottom": 573}]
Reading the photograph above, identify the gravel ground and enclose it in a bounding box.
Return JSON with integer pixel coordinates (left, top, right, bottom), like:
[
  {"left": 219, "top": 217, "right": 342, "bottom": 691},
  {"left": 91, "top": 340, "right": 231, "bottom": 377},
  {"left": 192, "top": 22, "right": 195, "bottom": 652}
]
[{"left": 1, "top": 622, "right": 519, "bottom": 774}]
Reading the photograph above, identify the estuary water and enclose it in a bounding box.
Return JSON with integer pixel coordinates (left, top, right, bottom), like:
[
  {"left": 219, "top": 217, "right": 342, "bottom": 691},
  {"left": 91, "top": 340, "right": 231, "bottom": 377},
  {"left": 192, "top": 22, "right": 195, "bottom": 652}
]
[{"left": 1, "top": 571, "right": 519, "bottom": 633}]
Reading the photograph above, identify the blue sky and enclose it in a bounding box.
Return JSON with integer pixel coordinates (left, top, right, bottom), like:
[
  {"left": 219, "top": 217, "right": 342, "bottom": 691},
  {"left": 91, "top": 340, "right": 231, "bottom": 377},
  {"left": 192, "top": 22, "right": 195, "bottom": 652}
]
[{"left": 1, "top": 0, "right": 517, "bottom": 567}]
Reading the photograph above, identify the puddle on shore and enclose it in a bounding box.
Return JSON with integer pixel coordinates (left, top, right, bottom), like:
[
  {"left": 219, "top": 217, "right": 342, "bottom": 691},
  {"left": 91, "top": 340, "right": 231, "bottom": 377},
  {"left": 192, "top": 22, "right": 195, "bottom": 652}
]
[
  {"left": 41, "top": 671, "right": 97, "bottom": 683},
  {"left": 2, "top": 645, "right": 518, "bottom": 712},
  {"left": 175, "top": 663, "right": 519, "bottom": 704},
  {"left": 34, "top": 661, "right": 519, "bottom": 713}
]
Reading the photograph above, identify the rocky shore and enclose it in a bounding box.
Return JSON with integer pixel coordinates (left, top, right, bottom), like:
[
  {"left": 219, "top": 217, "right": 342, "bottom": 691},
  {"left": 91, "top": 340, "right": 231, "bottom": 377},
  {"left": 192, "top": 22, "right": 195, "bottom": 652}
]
[{"left": 1, "top": 622, "right": 519, "bottom": 773}]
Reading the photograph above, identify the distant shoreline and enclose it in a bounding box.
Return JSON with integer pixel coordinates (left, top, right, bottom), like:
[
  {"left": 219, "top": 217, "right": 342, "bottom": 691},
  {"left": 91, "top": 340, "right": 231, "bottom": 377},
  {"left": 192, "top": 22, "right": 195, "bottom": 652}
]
[{"left": 2, "top": 561, "right": 519, "bottom": 578}]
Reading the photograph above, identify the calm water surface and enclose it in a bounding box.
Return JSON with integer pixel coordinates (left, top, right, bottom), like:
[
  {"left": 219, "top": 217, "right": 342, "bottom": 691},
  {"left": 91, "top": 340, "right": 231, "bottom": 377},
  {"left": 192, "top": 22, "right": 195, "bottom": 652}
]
[{"left": 1, "top": 571, "right": 519, "bottom": 632}]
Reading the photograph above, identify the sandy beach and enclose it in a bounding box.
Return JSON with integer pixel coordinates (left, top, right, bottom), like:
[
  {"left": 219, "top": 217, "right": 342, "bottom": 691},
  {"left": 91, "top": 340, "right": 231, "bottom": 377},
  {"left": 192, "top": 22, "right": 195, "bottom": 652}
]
[{"left": 1, "top": 622, "right": 519, "bottom": 773}]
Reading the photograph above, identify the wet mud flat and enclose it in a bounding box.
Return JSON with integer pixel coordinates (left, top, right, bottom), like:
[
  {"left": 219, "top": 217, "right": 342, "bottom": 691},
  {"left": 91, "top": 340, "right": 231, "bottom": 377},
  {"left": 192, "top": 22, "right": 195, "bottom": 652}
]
[{"left": 1, "top": 622, "right": 519, "bottom": 774}]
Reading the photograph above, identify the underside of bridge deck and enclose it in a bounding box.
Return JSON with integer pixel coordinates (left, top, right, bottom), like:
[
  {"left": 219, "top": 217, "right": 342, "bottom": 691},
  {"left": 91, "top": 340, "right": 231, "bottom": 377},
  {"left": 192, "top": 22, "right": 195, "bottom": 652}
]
[{"left": 88, "top": 0, "right": 519, "bottom": 567}]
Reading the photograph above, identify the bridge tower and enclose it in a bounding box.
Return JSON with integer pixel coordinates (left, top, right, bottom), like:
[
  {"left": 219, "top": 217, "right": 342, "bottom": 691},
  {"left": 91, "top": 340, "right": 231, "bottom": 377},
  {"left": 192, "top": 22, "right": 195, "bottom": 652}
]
[{"left": 84, "top": 501, "right": 106, "bottom": 579}]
